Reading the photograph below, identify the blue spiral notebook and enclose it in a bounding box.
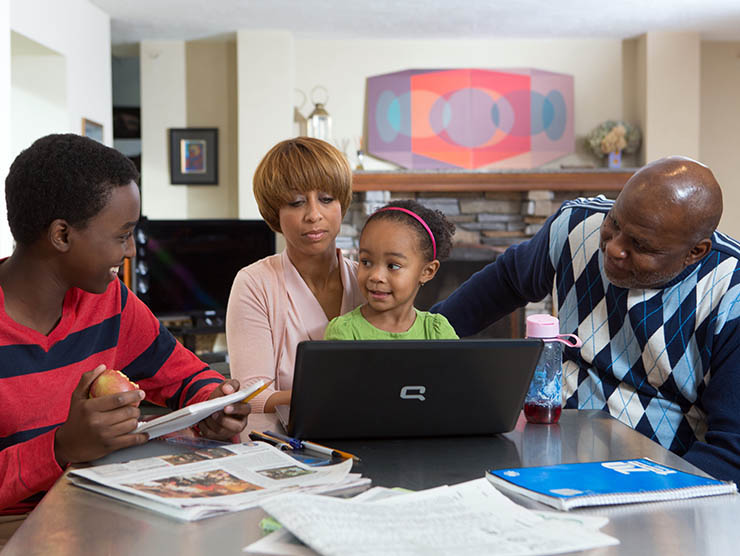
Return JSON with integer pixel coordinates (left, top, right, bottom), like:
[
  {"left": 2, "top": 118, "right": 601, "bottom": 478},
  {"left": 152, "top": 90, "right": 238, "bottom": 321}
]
[{"left": 486, "top": 458, "right": 737, "bottom": 510}]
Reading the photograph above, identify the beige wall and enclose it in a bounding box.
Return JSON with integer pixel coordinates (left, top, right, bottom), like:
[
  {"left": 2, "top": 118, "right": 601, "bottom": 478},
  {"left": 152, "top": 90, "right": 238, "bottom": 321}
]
[
  {"left": 140, "top": 38, "right": 238, "bottom": 220},
  {"left": 237, "top": 30, "right": 294, "bottom": 220},
  {"left": 643, "top": 32, "right": 701, "bottom": 162},
  {"left": 135, "top": 32, "right": 740, "bottom": 242},
  {"left": 185, "top": 39, "right": 238, "bottom": 218},
  {"left": 140, "top": 40, "right": 188, "bottom": 218},
  {"left": 138, "top": 34, "right": 628, "bottom": 221},
  {"left": 700, "top": 41, "right": 740, "bottom": 238},
  {"left": 292, "top": 38, "right": 624, "bottom": 171},
  {"left": 621, "top": 37, "right": 646, "bottom": 166},
  {"left": 623, "top": 35, "right": 740, "bottom": 238},
  {"left": 232, "top": 36, "right": 626, "bottom": 219}
]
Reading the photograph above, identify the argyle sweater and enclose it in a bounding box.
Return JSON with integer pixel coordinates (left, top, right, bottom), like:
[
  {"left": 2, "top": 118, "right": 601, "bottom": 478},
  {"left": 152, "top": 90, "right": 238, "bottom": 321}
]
[
  {"left": 0, "top": 279, "right": 225, "bottom": 514},
  {"left": 433, "top": 197, "right": 740, "bottom": 483}
]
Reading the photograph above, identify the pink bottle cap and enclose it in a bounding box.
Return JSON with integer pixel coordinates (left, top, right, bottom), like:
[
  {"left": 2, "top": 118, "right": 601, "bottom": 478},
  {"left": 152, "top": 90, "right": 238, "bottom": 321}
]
[{"left": 526, "top": 314, "right": 560, "bottom": 339}]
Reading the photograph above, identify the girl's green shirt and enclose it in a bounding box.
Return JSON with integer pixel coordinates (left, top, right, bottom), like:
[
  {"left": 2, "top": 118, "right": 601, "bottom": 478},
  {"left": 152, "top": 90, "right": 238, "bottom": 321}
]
[{"left": 324, "top": 306, "right": 459, "bottom": 340}]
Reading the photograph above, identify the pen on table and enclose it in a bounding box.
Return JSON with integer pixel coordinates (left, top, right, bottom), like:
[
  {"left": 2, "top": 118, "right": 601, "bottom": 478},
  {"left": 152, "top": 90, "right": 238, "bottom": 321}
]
[
  {"left": 241, "top": 379, "right": 274, "bottom": 404},
  {"left": 265, "top": 431, "right": 360, "bottom": 462},
  {"left": 302, "top": 439, "right": 361, "bottom": 462},
  {"left": 248, "top": 430, "right": 292, "bottom": 451},
  {"left": 264, "top": 430, "right": 304, "bottom": 450}
]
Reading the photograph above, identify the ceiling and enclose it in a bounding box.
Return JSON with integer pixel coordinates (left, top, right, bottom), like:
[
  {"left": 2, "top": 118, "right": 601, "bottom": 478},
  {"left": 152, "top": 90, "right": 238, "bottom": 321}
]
[{"left": 93, "top": 0, "right": 740, "bottom": 46}]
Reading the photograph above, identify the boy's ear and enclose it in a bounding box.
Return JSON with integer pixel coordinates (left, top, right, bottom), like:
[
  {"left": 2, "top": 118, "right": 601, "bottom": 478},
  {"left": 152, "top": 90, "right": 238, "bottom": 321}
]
[
  {"left": 420, "top": 260, "right": 440, "bottom": 286},
  {"left": 48, "top": 219, "right": 72, "bottom": 253}
]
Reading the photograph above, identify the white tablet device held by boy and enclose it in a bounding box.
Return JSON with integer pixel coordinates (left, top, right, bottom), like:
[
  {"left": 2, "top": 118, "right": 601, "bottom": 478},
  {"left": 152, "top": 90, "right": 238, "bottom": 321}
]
[{"left": 136, "top": 379, "right": 269, "bottom": 439}]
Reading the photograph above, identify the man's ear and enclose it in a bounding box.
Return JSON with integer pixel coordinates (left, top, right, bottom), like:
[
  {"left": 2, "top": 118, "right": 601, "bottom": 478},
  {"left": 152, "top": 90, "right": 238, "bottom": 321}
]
[
  {"left": 48, "top": 219, "right": 72, "bottom": 253},
  {"left": 686, "top": 238, "right": 712, "bottom": 266},
  {"left": 420, "top": 260, "right": 440, "bottom": 286}
]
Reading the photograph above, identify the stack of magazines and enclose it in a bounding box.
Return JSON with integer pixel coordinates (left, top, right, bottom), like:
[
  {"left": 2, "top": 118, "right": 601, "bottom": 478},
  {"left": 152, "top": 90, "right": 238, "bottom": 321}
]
[{"left": 68, "top": 440, "right": 369, "bottom": 521}]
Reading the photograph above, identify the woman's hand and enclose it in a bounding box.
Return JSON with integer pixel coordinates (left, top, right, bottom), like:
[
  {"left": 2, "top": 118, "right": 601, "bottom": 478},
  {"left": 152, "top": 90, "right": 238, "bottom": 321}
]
[{"left": 263, "top": 390, "right": 291, "bottom": 413}]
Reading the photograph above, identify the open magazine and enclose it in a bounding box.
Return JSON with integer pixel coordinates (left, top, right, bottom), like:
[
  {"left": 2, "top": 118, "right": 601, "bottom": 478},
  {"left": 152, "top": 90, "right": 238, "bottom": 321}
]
[{"left": 67, "top": 441, "right": 368, "bottom": 521}]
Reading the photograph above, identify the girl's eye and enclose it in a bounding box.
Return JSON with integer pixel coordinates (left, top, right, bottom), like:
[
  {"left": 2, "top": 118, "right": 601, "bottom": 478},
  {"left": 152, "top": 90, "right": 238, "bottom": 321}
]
[
  {"left": 360, "top": 259, "right": 371, "bottom": 267},
  {"left": 288, "top": 199, "right": 304, "bottom": 207},
  {"left": 388, "top": 263, "right": 401, "bottom": 270},
  {"left": 320, "top": 196, "right": 334, "bottom": 204}
]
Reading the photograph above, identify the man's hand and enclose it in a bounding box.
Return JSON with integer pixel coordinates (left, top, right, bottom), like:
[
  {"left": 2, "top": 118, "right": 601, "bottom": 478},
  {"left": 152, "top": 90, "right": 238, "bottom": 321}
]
[
  {"left": 197, "top": 379, "right": 251, "bottom": 441},
  {"left": 54, "top": 365, "right": 148, "bottom": 467}
]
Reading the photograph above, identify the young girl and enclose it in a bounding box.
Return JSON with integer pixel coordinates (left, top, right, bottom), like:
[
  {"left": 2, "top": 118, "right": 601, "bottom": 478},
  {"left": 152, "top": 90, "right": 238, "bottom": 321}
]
[{"left": 325, "top": 200, "right": 458, "bottom": 339}]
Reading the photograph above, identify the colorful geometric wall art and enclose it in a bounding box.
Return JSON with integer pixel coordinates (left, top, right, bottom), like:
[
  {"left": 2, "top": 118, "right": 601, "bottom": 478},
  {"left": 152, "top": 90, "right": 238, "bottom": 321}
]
[{"left": 366, "top": 68, "right": 574, "bottom": 170}]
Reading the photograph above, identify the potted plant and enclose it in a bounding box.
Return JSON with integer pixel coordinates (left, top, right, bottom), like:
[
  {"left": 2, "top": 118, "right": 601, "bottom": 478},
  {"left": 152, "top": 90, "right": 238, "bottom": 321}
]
[{"left": 586, "top": 120, "right": 641, "bottom": 168}]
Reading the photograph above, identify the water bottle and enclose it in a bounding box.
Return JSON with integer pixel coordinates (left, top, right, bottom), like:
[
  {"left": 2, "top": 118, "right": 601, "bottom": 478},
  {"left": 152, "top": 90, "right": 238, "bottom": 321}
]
[{"left": 524, "top": 314, "right": 582, "bottom": 424}]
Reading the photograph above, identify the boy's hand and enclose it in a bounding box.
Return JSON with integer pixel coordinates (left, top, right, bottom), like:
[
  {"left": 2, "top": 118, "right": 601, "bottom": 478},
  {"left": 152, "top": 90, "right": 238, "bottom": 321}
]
[
  {"left": 197, "top": 379, "right": 251, "bottom": 441},
  {"left": 54, "top": 365, "right": 148, "bottom": 467}
]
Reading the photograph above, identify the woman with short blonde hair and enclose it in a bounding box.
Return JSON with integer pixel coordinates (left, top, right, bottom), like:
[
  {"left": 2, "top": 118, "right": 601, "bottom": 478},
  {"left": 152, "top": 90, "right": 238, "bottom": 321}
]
[{"left": 227, "top": 137, "right": 364, "bottom": 413}]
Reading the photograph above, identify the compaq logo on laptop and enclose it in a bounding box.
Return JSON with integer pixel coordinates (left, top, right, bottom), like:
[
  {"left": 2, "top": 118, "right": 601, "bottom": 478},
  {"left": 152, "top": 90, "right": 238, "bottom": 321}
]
[{"left": 400, "top": 385, "right": 426, "bottom": 401}]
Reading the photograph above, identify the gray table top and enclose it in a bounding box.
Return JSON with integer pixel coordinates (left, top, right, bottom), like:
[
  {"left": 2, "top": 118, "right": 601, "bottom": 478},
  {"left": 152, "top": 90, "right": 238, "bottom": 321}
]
[{"left": 4, "top": 410, "right": 740, "bottom": 555}]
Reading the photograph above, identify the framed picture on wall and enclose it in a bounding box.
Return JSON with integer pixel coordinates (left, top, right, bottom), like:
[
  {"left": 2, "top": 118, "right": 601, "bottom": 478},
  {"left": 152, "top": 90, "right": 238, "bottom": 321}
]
[
  {"left": 168, "top": 128, "right": 218, "bottom": 185},
  {"left": 82, "top": 118, "right": 104, "bottom": 143}
]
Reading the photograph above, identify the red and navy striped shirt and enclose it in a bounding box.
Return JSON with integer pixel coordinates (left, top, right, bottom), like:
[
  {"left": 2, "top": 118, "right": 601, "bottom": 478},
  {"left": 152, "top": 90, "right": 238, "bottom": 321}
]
[{"left": 0, "top": 279, "right": 224, "bottom": 514}]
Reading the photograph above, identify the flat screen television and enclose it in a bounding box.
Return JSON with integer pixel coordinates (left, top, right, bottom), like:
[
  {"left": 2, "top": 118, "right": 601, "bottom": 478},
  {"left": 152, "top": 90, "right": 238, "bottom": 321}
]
[{"left": 134, "top": 218, "right": 275, "bottom": 325}]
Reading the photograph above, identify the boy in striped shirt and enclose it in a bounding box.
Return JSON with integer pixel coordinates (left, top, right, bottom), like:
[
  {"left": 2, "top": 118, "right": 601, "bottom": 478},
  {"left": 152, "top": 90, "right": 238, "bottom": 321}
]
[{"left": 0, "top": 134, "right": 250, "bottom": 529}]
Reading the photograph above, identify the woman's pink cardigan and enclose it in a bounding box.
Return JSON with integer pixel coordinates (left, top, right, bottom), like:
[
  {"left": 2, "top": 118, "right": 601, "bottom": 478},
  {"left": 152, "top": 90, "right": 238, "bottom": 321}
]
[{"left": 225, "top": 250, "right": 364, "bottom": 412}]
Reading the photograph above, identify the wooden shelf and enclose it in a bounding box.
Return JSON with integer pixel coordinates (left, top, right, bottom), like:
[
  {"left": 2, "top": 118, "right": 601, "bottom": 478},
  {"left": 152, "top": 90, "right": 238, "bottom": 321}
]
[{"left": 352, "top": 169, "right": 635, "bottom": 192}]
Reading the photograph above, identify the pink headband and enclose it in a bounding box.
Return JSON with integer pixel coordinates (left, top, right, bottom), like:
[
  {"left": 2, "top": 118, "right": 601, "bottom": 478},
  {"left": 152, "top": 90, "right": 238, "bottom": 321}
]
[{"left": 376, "top": 207, "right": 437, "bottom": 260}]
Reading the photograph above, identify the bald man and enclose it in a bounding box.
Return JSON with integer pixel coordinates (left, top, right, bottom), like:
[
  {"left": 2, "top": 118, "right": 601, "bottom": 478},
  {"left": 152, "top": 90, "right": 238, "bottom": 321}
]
[{"left": 433, "top": 157, "right": 740, "bottom": 483}]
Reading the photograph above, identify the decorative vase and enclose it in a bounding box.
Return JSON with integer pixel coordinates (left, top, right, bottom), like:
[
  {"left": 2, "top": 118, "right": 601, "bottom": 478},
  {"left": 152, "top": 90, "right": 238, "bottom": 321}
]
[{"left": 608, "top": 150, "right": 622, "bottom": 169}]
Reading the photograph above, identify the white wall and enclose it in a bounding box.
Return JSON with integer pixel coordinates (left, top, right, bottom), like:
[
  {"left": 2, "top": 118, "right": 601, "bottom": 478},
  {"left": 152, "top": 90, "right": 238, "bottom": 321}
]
[
  {"left": 700, "top": 41, "right": 740, "bottom": 238},
  {"left": 10, "top": 32, "right": 67, "bottom": 157},
  {"left": 10, "top": 0, "right": 112, "bottom": 145},
  {"left": 237, "top": 30, "right": 294, "bottom": 220},
  {"left": 0, "top": 0, "right": 112, "bottom": 255},
  {"left": 0, "top": 2, "right": 11, "bottom": 255},
  {"left": 139, "top": 40, "right": 188, "bottom": 218}
]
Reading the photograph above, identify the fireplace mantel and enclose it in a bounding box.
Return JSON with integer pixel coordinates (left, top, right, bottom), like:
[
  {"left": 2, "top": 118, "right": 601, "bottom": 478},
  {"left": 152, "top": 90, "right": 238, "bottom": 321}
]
[{"left": 352, "top": 169, "right": 635, "bottom": 192}]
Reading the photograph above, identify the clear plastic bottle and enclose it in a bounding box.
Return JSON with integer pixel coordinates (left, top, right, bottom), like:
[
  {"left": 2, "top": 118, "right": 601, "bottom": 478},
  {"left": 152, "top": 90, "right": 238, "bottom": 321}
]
[{"left": 524, "top": 314, "right": 582, "bottom": 424}]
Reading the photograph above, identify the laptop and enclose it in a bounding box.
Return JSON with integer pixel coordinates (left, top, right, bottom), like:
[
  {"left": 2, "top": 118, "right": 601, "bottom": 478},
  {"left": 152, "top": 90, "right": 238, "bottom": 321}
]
[{"left": 276, "top": 339, "right": 543, "bottom": 440}]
